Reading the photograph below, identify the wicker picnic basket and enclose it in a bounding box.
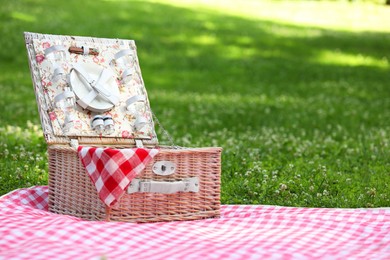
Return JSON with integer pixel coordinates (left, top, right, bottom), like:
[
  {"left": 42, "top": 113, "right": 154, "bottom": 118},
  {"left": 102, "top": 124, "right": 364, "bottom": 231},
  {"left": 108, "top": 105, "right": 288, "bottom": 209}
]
[{"left": 24, "top": 32, "right": 221, "bottom": 222}]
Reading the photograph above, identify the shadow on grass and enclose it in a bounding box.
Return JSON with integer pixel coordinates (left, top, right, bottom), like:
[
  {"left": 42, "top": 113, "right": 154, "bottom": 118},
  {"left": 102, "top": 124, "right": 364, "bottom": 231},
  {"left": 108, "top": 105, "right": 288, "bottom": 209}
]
[{"left": 0, "top": 0, "right": 389, "bottom": 134}]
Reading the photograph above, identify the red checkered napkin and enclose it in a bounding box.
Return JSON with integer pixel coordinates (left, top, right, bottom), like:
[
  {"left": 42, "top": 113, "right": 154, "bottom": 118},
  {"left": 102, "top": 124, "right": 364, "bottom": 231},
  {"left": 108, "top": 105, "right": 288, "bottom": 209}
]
[{"left": 77, "top": 146, "right": 159, "bottom": 207}]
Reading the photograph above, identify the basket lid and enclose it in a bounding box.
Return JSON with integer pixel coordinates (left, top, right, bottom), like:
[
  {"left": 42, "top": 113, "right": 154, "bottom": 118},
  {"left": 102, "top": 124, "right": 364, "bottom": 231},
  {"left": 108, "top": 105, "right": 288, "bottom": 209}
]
[{"left": 24, "top": 32, "right": 158, "bottom": 146}]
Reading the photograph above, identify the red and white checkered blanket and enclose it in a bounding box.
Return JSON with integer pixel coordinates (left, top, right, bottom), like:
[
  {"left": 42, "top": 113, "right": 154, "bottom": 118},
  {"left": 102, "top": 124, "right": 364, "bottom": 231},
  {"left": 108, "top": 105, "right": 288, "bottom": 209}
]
[
  {"left": 1, "top": 186, "right": 389, "bottom": 260},
  {"left": 78, "top": 147, "right": 159, "bottom": 206}
]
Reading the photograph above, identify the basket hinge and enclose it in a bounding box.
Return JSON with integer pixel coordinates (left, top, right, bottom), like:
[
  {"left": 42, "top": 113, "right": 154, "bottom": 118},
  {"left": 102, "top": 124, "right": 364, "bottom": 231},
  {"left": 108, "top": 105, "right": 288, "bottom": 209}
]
[
  {"left": 135, "top": 139, "right": 144, "bottom": 148},
  {"left": 70, "top": 139, "right": 79, "bottom": 149}
]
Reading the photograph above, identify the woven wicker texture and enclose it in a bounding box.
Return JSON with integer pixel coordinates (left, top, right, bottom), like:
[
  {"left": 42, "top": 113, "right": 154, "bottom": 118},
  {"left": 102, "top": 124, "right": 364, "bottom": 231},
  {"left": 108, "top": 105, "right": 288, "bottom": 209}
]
[{"left": 48, "top": 146, "right": 221, "bottom": 222}]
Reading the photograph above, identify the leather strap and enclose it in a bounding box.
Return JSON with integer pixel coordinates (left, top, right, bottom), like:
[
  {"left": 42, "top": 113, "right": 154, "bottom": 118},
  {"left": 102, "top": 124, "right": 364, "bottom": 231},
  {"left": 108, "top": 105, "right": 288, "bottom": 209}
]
[
  {"left": 122, "top": 68, "right": 134, "bottom": 81},
  {"left": 52, "top": 66, "right": 66, "bottom": 82},
  {"left": 64, "top": 113, "right": 75, "bottom": 125},
  {"left": 127, "top": 177, "right": 200, "bottom": 194},
  {"left": 126, "top": 95, "right": 145, "bottom": 108},
  {"left": 54, "top": 88, "right": 75, "bottom": 104},
  {"left": 63, "top": 113, "right": 76, "bottom": 133},
  {"left": 134, "top": 116, "right": 148, "bottom": 131},
  {"left": 44, "top": 45, "right": 67, "bottom": 56},
  {"left": 77, "top": 89, "right": 98, "bottom": 110},
  {"left": 82, "top": 45, "right": 89, "bottom": 55},
  {"left": 114, "top": 49, "right": 133, "bottom": 60}
]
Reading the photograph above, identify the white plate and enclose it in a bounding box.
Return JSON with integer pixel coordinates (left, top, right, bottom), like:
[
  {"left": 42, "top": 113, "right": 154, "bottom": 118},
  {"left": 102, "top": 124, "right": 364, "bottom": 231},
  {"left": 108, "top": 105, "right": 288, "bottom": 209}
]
[{"left": 70, "top": 63, "right": 120, "bottom": 113}]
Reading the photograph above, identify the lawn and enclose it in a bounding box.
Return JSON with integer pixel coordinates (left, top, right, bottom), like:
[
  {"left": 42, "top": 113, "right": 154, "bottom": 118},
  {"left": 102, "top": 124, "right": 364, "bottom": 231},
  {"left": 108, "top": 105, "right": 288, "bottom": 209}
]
[{"left": 0, "top": 0, "right": 389, "bottom": 208}]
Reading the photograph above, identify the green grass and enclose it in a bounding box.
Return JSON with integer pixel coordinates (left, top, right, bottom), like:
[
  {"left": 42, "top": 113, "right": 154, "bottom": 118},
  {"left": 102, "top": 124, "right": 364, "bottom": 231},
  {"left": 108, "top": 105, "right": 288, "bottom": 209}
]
[{"left": 0, "top": 0, "right": 389, "bottom": 207}]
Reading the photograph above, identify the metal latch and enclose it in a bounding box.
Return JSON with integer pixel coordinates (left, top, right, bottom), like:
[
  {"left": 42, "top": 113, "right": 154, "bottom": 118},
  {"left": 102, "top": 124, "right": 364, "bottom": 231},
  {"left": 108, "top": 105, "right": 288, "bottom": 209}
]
[{"left": 152, "top": 161, "right": 176, "bottom": 176}]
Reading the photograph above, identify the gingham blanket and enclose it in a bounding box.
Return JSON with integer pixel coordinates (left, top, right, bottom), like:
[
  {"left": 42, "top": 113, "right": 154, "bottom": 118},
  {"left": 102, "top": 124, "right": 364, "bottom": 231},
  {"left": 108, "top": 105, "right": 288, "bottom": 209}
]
[{"left": 0, "top": 186, "right": 389, "bottom": 260}]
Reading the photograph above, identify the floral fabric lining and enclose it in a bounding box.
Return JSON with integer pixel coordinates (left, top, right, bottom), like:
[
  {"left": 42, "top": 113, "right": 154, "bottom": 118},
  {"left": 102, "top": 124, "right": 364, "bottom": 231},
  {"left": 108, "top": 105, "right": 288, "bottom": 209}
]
[{"left": 31, "top": 38, "right": 156, "bottom": 140}]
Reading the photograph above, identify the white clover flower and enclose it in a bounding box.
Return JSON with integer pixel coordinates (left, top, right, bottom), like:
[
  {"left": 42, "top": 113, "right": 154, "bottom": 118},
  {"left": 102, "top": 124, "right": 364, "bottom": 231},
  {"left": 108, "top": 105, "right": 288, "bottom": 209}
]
[
  {"left": 366, "top": 188, "right": 376, "bottom": 197},
  {"left": 279, "top": 183, "right": 287, "bottom": 191}
]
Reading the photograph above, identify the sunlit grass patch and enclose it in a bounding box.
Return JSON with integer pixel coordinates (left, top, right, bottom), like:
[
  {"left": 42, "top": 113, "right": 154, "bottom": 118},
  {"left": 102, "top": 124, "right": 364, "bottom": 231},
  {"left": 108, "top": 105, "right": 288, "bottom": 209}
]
[
  {"left": 313, "top": 50, "right": 389, "bottom": 68},
  {"left": 153, "top": 0, "right": 390, "bottom": 33},
  {"left": 0, "top": 122, "right": 48, "bottom": 195}
]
